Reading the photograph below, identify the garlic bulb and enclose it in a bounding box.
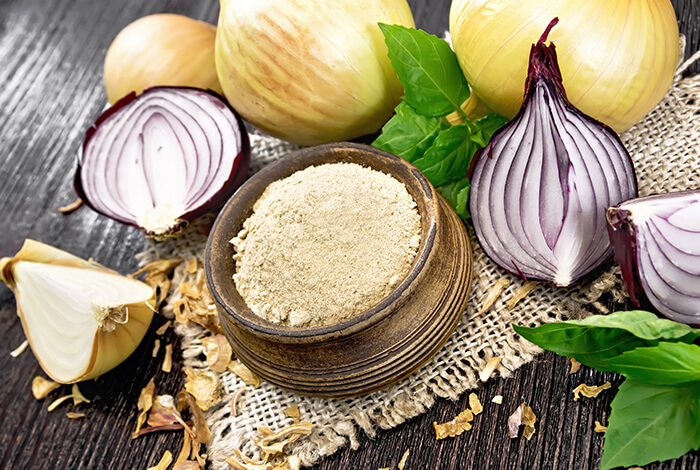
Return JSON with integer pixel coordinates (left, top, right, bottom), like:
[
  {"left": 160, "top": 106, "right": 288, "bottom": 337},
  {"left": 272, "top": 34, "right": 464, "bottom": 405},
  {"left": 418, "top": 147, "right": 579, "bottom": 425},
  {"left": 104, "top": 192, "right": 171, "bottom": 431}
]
[{"left": 0, "top": 240, "right": 155, "bottom": 383}]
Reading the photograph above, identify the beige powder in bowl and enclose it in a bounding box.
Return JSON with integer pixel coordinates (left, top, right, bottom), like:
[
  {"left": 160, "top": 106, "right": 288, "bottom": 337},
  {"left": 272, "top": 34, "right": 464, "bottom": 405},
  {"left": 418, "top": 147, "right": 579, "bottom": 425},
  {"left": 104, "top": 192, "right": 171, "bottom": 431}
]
[{"left": 230, "top": 162, "right": 422, "bottom": 328}]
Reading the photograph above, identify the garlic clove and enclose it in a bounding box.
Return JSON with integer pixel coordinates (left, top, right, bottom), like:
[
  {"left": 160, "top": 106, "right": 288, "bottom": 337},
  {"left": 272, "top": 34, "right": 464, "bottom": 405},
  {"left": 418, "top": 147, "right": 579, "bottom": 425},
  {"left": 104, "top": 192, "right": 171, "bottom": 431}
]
[{"left": 1, "top": 240, "right": 155, "bottom": 383}]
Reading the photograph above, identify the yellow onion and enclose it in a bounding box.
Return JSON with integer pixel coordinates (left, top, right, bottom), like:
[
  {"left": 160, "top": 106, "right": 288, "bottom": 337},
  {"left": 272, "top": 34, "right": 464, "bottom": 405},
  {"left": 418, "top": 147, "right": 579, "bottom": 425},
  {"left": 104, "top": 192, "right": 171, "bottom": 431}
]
[
  {"left": 449, "top": 0, "right": 679, "bottom": 132},
  {"left": 215, "top": 0, "right": 415, "bottom": 146},
  {"left": 1, "top": 240, "right": 155, "bottom": 383},
  {"left": 104, "top": 14, "right": 222, "bottom": 104}
]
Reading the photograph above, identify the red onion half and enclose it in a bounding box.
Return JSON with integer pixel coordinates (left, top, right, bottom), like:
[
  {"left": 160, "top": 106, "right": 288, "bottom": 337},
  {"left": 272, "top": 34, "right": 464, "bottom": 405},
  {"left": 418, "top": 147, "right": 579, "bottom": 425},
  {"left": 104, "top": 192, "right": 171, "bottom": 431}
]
[
  {"left": 76, "top": 87, "right": 250, "bottom": 239},
  {"left": 469, "top": 19, "right": 637, "bottom": 287},
  {"left": 607, "top": 190, "right": 700, "bottom": 324}
]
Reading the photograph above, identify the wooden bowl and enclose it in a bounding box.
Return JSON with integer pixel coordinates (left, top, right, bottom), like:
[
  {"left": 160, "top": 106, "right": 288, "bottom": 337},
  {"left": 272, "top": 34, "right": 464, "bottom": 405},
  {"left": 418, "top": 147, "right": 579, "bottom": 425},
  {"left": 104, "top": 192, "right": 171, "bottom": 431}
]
[{"left": 206, "top": 142, "right": 473, "bottom": 398}]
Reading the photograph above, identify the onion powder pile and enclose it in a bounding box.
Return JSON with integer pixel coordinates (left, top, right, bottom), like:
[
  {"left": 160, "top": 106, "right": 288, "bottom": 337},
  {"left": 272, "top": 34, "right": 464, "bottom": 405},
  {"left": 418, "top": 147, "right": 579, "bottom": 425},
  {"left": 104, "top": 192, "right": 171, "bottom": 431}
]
[{"left": 231, "top": 162, "right": 421, "bottom": 328}]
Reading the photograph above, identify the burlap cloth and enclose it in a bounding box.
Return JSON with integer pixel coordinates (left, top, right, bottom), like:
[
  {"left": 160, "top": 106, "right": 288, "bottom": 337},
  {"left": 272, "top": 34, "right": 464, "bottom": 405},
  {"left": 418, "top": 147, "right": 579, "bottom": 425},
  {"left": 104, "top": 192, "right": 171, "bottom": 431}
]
[{"left": 136, "top": 48, "right": 700, "bottom": 469}]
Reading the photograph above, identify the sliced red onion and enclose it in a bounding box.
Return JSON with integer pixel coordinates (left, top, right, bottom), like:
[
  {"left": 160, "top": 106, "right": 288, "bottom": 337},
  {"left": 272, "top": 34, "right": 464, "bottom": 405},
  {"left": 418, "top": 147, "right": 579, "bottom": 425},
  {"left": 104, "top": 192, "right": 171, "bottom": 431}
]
[
  {"left": 469, "top": 19, "right": 637, "bottom": 287},
  {"left": 76, "top": 87, "right": 250, "bottom": 239},
  {"left": 607, "top": 190, "right": 700, "bottom": 324}
]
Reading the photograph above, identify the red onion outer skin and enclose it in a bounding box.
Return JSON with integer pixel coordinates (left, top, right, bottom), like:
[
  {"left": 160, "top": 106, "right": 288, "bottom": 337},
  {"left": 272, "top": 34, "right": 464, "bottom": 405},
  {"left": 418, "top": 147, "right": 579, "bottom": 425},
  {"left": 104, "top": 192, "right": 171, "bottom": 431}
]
[
  {"left": 76, "top": 87, "right": 250, "bottom": 238},
  {"left": 468, "top": 20, "right": 637, "bottom": 287},
  {"left": 607, "top": 190, "right": 700, "bottom": 325}
]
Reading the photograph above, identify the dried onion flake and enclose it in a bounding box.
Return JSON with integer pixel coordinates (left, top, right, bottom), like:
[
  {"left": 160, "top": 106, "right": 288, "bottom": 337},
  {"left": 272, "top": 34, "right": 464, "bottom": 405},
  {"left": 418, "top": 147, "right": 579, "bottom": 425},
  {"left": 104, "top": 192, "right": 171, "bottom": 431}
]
[
  {"left": 506, "top": 282, "right": 538, "bottom": 310},
  {"left": 10, "top": 339, "right": 29, "bottom": 358},
  {"left": 184, "top": 367, "right": 222, "bottom": 411},
  {"left": 229, "top": 360, "right": 261, "bottom": 388},
  {"left": 147, "top": 450, "right": 173, "bottom": 470},
  {"left": 201, "top": 334, "right": 233, "bottom": 373},
  {"left": 573, "top": 382, "right": 611, "bottom": 401},
  {"left": 476, "top": 279, "right": 510, "bottom": 315},
  {"left": 57, "top": 198, "right": 83, "bottom": 214},
  {"left": 32, "top": 376, "right": 61, "bottom": 400},
  {"left": 479, "top": 356, "right": 502, "bottom": 382},
  {"left": 133, "top": 378, "right": 156, "bottom": 438},
  {"left": 569, "top": 358, "right": 582, "bottom": 374},
  {"left": 162, "top": 343, "right": 173, "bottom": 373},
  {"left": 231, "top": 386, "right": 245, "bottom": 417},
  {"left": 433, "top": 408, "right": 474, "bottom": 439},
  {"left": 398, "top": 449, "right": 410, "bottom": 470},
  {"left": 469, "top": 393, "right": 483, "bottom": 415},
  {"left": 507, "top": 402, "right": 536, "bottom": 440}
]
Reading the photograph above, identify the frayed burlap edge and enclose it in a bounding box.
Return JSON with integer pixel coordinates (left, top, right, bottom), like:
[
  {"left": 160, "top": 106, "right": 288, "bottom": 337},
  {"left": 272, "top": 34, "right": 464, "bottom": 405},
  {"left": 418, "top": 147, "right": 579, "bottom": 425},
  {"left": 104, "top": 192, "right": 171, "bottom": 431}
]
[{"left": 136, "top": 51, "right": 700, "bottom": 469}]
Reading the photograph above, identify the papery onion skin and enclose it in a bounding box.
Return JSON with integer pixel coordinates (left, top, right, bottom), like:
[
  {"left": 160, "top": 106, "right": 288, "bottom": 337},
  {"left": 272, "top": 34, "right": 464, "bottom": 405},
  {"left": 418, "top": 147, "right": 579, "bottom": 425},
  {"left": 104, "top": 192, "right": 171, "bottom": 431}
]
[
  {"left": 0, "top": 240, "right": 155, "bottom": 383},
  {"left": 449, "top": 0, "right": 679, "bottom": 132},
  {"left": 607, "top": 190, "right": 700, "bottom": 325},
  {"left": 469, "top": 20, "right": 638, "bottom": 287},
  {"left": 76, "top": 86, "right": 250, "bottom": 240},
  {"left": 215, "top": 0, "right": 415, "bottom": 146},
  {"left": 104, "top": 14, "right": 222, "bottom": 105}
]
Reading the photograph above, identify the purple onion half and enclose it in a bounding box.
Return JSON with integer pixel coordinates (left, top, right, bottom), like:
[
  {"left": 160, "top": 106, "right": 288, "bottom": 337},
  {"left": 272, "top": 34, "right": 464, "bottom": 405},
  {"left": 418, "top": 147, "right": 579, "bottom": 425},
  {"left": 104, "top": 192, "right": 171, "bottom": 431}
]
[
  {"left": 607, "top": 190, "right": 700, "bottom": 324},
  {"left": 468, "top": 19, "right": 637, "bottom": 287},
  {"left": 76, "top": 86, "right": 250, "bottom": 239}
]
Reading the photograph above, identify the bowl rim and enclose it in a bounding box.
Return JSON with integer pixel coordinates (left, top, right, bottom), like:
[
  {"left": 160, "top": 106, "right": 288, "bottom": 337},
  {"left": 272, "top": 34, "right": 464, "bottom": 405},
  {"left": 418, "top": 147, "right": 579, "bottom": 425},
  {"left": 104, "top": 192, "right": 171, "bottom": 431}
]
[{"left": 205, "top": 141, "right": 439, "bottom": 342}]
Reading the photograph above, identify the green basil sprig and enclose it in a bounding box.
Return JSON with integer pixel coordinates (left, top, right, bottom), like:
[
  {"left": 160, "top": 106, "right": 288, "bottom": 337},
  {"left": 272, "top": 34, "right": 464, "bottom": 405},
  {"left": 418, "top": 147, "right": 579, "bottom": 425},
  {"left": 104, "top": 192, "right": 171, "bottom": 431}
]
[
  {"left": 374, "top": 24, "right": 507, "bottom": 219},
  {"left": 514, "top": 310, "right": 700, "bottom": 469},
  {"left": 603, "top": 380, "right": 700, "bottom": 469}
]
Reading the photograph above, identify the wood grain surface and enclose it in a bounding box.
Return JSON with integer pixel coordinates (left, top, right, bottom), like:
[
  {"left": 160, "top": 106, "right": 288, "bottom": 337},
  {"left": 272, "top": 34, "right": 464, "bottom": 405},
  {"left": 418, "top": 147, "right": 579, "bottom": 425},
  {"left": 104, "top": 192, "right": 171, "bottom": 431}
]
[{"left": 0, "top": 0, "right": 698, "bottom": 469}]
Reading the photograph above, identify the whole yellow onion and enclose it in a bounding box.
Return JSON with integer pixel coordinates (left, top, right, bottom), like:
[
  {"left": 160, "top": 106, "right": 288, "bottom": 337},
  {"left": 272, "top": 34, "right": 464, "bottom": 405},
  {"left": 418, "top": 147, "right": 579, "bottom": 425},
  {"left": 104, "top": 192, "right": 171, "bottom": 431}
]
[
  {"left": 104, "top": 14, "right": 222, "bottom": 105},
  {"left": 215, "top": 0, "right": 415, "bottom": 146},
  {"left": 449, "top": 0, "right": 679, "bottom": 132}
]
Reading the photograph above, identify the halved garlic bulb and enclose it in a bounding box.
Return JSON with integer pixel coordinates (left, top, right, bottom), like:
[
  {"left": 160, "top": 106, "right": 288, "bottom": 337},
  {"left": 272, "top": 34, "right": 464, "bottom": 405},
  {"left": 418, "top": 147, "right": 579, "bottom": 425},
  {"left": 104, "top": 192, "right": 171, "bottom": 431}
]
[{"left": 1, "top": 239, "right": 155, "bottom": 383}]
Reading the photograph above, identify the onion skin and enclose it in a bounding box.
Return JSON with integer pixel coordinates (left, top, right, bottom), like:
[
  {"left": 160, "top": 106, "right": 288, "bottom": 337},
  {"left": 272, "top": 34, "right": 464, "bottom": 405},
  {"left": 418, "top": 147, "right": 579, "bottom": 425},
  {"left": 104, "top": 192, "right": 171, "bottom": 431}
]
[
  {"left": 449, "top": 0, "right": 679, "bottom": 132},
  {"left": 76, "top": 87, "right": 250, "bottom": 239},
  {"left": 469, "top": 20, "right": 638, "bottom": 287},
  {"left": 215, "top": 0, "right": 415, "bottom": 146},
  {"left": 607, "top": 190, "right": 700, "bottom": 325},
  {"left": 104, "top": 14, "right": 222, "bottom": 105}
]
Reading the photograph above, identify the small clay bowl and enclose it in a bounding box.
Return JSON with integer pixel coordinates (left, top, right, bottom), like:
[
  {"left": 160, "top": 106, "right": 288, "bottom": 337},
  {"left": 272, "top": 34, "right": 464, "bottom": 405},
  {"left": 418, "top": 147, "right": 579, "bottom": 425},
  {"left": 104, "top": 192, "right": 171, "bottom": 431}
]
[{"left": 206, "top": 142, "right": 472, "bottom": 398}]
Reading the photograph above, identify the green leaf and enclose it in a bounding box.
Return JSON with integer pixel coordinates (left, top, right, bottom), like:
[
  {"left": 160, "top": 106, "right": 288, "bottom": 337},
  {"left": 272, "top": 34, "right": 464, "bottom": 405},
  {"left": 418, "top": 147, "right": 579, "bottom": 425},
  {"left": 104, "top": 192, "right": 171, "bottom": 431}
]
[
  {"left": 601, "top": 380, "right": 700, "bottom": 469},
  {"left": 372, "top": 101, "right": 444, "bottom": 163},
  {"left": 412, "top": 113, "right": 507, "bottom": 188},
  {"left": 512, "top": 311, "right": 700, "bottom": 372},
  {"left": 472, "top": 114, "right": 508, "bottom": 146},
  {"left": 566, "top": 310, "right": 700, "bottom": 341},
  {"left": 512, "top": 322, "right": 651, "bottom": 372},
  {"left": 439, "top": 177, "right": 470, "bottom": 220},
  {"left": 378, "top": 23, "right": 470, "bottom": 117},
  {"left": 412, "top": 124, "right": 475, "bottom": 186},
  {"left": 605, "top": 342, "right": 700, "bottom": 386}
]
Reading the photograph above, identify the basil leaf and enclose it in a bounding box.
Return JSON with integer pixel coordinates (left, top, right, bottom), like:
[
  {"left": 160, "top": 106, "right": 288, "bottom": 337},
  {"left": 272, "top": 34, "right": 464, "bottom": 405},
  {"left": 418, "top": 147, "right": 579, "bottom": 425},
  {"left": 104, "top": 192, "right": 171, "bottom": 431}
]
[
  {"left": 566, "top": 310, "right": 700, "bottom": 341},
  {"left": 378, "top": 23, "right": 470, "bottom": 117},
  {"left": 512, "top": 311, "right": 700, "bottom": 372},
  {"left": 472, "top": 114, "right": 508, "bottom": 146},
  {"left": 439, "top": 177, "right": 470, "bottom": 220},
  {"left": 412, "top": 113, "right": 506, "bottom": 188},
  {"left": 412, "top": 124, "right": 475, "bottom": 186},
  {"left": 601, "top": 380, "right": 700, "bottom": 470},
  {"left": 512, "top": 323, "right": 651, "bottom": 372},
  {"left": 372, "top": 101, "right": 444, "bottom": 163},
  {"left": 605, "top": 342, "right": 700, "bottom": 385}
]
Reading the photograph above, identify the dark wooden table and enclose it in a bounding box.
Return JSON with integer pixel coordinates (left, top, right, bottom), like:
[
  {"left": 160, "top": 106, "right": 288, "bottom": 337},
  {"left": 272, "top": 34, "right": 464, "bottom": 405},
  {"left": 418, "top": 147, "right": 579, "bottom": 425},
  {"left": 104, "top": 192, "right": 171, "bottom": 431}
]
[{"left": 1, "top": 1, "right": 698, "bottom": 469}]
